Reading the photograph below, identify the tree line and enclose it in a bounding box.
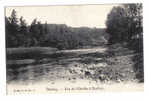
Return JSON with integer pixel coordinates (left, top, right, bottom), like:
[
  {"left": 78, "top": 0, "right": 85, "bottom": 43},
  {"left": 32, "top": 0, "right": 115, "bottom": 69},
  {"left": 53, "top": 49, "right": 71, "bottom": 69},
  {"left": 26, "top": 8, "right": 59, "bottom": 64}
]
[
  {"left": 6, "top": 4, "right": 143, "bottom": 51},
  {"left": 5, "top": 9, "right": 107, "bottom": 49}
]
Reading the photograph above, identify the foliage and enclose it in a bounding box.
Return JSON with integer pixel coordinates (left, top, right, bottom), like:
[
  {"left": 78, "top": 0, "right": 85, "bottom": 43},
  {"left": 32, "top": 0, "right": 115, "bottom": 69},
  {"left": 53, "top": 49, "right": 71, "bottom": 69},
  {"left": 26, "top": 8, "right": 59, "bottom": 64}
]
[
  {"left": 6, "top": 9, "right": 19, "bottom": 47},
  {"left": 6, "top": 9, "right": 107, "bottom": 49},
  {"left": 106, "top": 4, "right": 143, "bottom": 44}
]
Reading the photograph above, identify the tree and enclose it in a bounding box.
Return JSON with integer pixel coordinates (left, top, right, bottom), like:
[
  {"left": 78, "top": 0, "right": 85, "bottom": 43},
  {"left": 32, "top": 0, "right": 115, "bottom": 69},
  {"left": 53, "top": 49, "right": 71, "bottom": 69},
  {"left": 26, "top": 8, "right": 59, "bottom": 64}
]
[
  {"left": 106, "top": 4, "right": 143, "bottom": 44},
  {"left": 37, "top": 21, "right": 45, "bottom": 44},
  {"left": 106, "top": 6, "right": 128, "bottom": 43},
  {"left": 29, "top": 19, "right": 40, "bottom": 46},
  {"left": 124, "top": 4, "right": 143, "bottom": 40},
  {"left": 18, "top": 16, "right": 29, "bottom": 46},
  {"left": 5, "top": 17, "right": 12, "bottom": 47},
  {"left": 6, "top": 9, "right": 19, "bottom": 47}
]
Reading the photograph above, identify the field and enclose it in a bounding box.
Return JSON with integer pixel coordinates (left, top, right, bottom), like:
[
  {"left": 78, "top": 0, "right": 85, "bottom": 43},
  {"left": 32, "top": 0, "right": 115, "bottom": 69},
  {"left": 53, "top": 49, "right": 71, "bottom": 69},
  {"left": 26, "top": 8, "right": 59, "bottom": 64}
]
[{"left": 6, "top": 44, "right": 144, "bottom": 92}]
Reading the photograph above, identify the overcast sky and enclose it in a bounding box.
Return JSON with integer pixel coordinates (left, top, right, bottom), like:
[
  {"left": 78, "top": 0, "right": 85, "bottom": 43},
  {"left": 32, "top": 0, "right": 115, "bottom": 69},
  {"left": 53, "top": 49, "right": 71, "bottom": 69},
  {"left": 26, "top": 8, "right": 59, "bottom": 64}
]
[{"left": 6, "top": 5, "right": 118, "bottom": 28}]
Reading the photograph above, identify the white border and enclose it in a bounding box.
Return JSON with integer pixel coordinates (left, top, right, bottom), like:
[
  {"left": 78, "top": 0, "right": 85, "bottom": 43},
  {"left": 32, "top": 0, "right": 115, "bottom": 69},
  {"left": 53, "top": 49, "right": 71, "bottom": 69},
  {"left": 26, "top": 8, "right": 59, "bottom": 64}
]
[{"left": 0, "top": 0, "right": 147, "bottom": 100}]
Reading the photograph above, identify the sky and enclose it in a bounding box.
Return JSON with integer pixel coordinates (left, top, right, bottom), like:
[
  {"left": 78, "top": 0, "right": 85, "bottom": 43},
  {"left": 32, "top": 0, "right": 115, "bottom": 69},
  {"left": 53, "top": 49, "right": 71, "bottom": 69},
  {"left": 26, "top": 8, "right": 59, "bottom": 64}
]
[{"left": 5, "top": 5, "right": 118, "bottom": 28}]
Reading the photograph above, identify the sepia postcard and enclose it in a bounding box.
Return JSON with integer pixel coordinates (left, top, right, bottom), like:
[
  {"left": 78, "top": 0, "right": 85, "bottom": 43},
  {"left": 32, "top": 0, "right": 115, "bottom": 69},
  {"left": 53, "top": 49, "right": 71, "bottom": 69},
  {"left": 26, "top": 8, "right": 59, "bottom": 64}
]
[{"left": 5, "top": 4, "right": 144, "bottom": 94}]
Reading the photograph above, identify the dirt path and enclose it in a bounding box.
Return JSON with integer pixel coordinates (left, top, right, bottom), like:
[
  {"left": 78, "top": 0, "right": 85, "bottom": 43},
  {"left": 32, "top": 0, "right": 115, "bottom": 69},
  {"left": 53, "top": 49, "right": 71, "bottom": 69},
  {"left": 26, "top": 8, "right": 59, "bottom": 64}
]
[{"left": 57, "top": 47, "right": 107, "bottom": 54}]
